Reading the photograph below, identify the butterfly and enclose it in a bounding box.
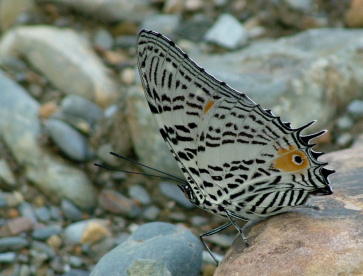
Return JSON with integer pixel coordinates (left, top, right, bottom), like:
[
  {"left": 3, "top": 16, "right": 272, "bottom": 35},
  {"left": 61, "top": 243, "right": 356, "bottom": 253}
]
[{"left": 136, "top": 29, "right": 334, "bottom": 263}]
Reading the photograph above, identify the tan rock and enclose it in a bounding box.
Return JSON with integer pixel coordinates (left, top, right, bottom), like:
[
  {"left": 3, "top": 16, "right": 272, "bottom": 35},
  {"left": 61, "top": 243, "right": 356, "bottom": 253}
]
[
  {"left": 80, "top": 220, "right": 111, "bottom": 244},
  {"left": 215, "top": 146, "right": 363, "bottom": 276}
]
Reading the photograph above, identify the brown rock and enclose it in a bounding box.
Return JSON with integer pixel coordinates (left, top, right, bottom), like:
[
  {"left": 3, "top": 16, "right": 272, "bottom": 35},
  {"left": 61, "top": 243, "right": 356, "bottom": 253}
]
[
  {"left": 345, "top": 0, "right": 363, "bottom": 28},
  {"left": 215, "top": 146, "right": 363, "bottom": 276}
]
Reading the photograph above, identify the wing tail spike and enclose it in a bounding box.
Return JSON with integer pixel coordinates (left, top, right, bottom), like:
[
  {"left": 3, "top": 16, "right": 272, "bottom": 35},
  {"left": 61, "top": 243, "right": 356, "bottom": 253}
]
[
  {"left": 300, "top": 130, "right": 326, "bottom": 144},
  {"left": 321, "top": 167, "right": 335, "bottom": 179},
  {"left": 311, "top": 150, "right": 324, "bottom": 159}
]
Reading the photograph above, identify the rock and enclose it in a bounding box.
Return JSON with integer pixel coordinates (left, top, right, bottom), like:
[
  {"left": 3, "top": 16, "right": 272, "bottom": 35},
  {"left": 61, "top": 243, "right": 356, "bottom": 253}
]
[
  {"left": 0, "top": 159, "right": 16, "bottom": 188},
  {"left": 128, "top": 185, "right": 151, "bottom": 205},
  {"left": 0, "top": 26, "right": 117, "bottom": 107},
  {"left": 127, "top": 85, "right": 184, "bottom": 179},
  {"left": 6, "top": 217, "right": 34, "bottom": 235},
  {"left": 38, "top": 0, "right": 157, "bottom": 23},
  {"left": 0, "top": 72, "right": 97, "bottom": 209},
  {"left": 0, "top": 252, "right": 16, "bottom": 263},
  {"left": 336, "top": 133, "right": 352, "bottom": 148},
  {"left": 61, "top": 199, "right": 84, "bottom": 221},
  {"left": 190, "top": 29, "right": 363, "bottom": 132},
  {"left": 140, "top": 14, "right": 181, "bottom": 39},
  {"left": 345, "top": 0, "right": 363, "bottom": 28},
  {"left": 45, "top": 118, "right": 92, "bottom": 162},
  {"left": 32, "top": 225, "right": 63, "bottom": 241},
  {"left": 204, "top": 13, "right": 249, "bottom": 49},
  {"left": 336, "top": 116, "right": 353, "bottom": 130},
  {"left": 0, "top": 0, "right": 34, "bottom": 31},
  {"left": 0, "top": 237, "right": 29, "bottom": 252},
  {"left": 0, "top": 191, "right": 23, "bottom": 207},
  {"left": 90, "top": 222, "right": 203, "bottom": 276},
  {"left": 94, "top": 29, "right": 114, "bottom": 50},
  {"left": 18, "top": 202, "right": 38, "bottom": 224},
  {"left": 159, "top": 182, "right": 194, "bottom": 209},
  {"left": 347, "top": 99, "right": 363, "bottom": 118},
  {"left": 64, "top": 219, "right": 110, "bottom": 244},
  {"left": 215, "top": 146, "right": 363, "bottom": 276},
  {"left": 142, "top": 206, "right": 161, "bottom": 221},
  {"left": 34, "top": 206, "right": 51, "bottom": 222},
  {"left": 80, "top": 220, "right": 111, "bottom": 244},
  {"left": 98, "top": 189, "right": 141, "bottom": 218},
  {"left": 60, "top": 94, "right": 103, "bottom": 127}
]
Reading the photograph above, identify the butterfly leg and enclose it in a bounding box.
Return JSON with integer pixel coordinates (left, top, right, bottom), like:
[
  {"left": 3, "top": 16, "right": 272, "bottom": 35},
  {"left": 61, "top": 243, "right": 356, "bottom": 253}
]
[
  {"left": 225, "top": 210, "right": 250, "bottom": 245},
  {"left": 200, "top": 221, "right": 232, "bottom": 265}
]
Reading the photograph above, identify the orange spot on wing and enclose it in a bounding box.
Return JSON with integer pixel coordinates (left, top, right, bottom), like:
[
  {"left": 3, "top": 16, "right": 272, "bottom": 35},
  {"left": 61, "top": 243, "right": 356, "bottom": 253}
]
[
  {"left": 273, "top": 145, "right": 309, "bottom": 172},
  {"left": 203, "top": 100, "right": 215, "bottom": 114}
]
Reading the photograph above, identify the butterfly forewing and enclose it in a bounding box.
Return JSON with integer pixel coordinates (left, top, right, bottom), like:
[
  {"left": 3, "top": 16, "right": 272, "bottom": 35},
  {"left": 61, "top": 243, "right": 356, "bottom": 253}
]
[{"left": 137, "top": 29, "right": 333, "bottom": 221}]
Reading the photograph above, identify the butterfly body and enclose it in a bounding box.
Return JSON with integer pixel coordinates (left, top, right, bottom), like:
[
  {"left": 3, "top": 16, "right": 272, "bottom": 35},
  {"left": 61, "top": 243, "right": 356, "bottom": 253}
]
[{"left": 137, "top": 29, "right": 334, "bottom": 261}]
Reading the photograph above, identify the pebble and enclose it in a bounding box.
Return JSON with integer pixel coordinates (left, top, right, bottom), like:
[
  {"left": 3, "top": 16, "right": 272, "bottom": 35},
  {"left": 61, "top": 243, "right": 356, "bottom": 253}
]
[
  {"left": 49, "top": 206, "right": 62, "bottom": 220},
  {"left": 336, "top": 116, "right": 353, "bottom": 130},
  {"left": 34, "top": 206, "right": 51, "bottom": 222},
  {"left": 336, "top": 133, "right": 352, "bottom": 148},
  {"left": 94, "top": 29, "right": 114, "bottom": 50},
  {"left": 45, "top": 118, "right": 92, "bottom": 162},
  {"left": 128, "top": 185, "right": 151, "bottom": 205},
  {"left": 204, "top": 13, "right": 249, "bottom": 49},
  {"left": 0, "top": 252, "right": 16, "bottom": 263},
  {"left": 60, "top": 94, "right": 104, "bottom": 127},
  {"left": 6, "top": 217, "right": 34, "bottom": 235},
  {"left": 31, "top": 240, "right": 56, "bottom": 259},
  {"left": 0, "top": 236, "right": 29, "bottom": 252},
  {"left": 0, "top": 191, "right": 24, "bottom": 207},
  {"left": 80, "top": 220, "right": 111, "bottom": 244},
  {"left": 140, "top": 14, "right": 181, "bottom": 38},
  {"left": 98, "top": 189, "right": 141, "bottom": 218},
  {"left": 32, "top": 225, "right": 63, "bottom": 241},
  {"left": 0, "top": 159, "right": 16, "bottom": 188},
  {"left": 142, "top": 206, "right": 161, "bottom": 221},
  {"left": 18, "top": 202, "right": 38, "bottom": 224},
  {"left": 90, "top": 222, "right": 202, "bottom": 276},
  {"left": 190, "top": 216, "right": 208, "bottom": 227},
  {"left": 347, "top": 99, "right": 363, "bottom": 118},
  {"left": 61, "top": 199, "right": 83, "bottom": 222},
  {"left": 64, "top": 219, "right": 110, "bottom": 244},
  {"left": 159, "top": 182, "right": 195, "bottom": 209},
  {"left": 120, "top": 67, "right": 135, "bottom": 85},
  {"left": 47, "top": 234, "right": 63, "bottom": 249}
]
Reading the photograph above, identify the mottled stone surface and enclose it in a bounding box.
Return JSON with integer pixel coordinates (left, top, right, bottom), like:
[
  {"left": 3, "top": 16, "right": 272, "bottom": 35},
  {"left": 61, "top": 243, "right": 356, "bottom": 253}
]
[{"left": 215, "top": 147, "right": 363, "bottom": 276}]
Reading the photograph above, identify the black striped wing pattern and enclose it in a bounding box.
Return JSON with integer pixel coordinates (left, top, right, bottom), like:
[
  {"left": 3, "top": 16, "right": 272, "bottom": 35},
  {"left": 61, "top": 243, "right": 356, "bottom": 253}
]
[{"left": 137, "top": 29, "right": 334, "bottom": 222}]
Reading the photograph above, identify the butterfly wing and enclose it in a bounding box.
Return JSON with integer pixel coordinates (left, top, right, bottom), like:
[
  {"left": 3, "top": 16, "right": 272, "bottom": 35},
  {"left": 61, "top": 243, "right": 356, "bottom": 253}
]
[{"left": 137, "top": 29, "right": 334, "bottom": 220}]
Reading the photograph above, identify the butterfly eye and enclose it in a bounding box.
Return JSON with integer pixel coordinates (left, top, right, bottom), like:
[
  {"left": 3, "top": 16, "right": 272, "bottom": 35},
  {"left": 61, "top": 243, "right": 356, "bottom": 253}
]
[{"left": 292, "top": 154, "right": 304, "bottom": 165}]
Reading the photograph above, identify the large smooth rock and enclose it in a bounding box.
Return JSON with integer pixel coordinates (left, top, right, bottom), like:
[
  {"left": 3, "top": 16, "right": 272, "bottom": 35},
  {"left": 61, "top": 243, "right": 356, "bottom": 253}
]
[
  {"left": 0, "top": 71, "right": 97, "bottom": 209},
  {"left": 0, "top": 26, "right": 117, "bottom": 108},
  {"left": 189, "top": 28, "right": 363, "bottom": 132},
  {"left": 215, "top": 146, "right": 363, "bottom": 276},
  {"left": 90, "top": 222, "right": 203, "bottom": 276}
]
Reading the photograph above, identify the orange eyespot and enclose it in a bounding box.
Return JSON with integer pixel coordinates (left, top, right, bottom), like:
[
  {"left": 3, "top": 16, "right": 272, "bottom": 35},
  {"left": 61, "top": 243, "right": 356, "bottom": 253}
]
[
  {"left": 203, "top": 100, "right": 215, "bottom": 114},
  {"left": 273, "top": 145, "right": 309, "bottom": 172}
]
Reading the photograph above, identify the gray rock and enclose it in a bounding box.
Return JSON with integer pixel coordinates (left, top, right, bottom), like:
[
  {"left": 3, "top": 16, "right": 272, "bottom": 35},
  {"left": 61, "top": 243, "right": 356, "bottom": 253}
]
[
  {"left": 0, "top": 159, "right": 16, "bottom": 188},
  {"left": 0, "top": 237, "right": 29, "bottom": 252},
  {"left": 336, "top": 133, "right": 352, "bottom": 148},
  {"left": 62, "top": 268, "right": 90, "bottom": 276},
  {"left": 94, "top": 29, "right": 114, "bottom": 50},
  {"left": 128, "top": 185, "right": 151, "bottom": 205},
  {"left": 49, "top": 206, "right": 62, "bottom": 220},
  {"left": 34, "top": 206, "right": 51, "bottom": 222},
  {"left": 347, "top": 99, "right": 363, "bottom": 118},
  {"left": 18, "top": 202, "right": 38, "bottom": 224},
  {"left": 0, "top": 191, "right": 23, "bottom": 207},
  {"left": 64, "top": 219, "right": 109, "bottom": 244},
  {"left": 127, "top": 85, "right": 184, "bottom": 179},
  {"left": 60, "top": 94, "right": 103, "bottom": 126},
  {"left": 159, "top": 182, "right": 194, "bottom": 209},
  {"left": 32, "top": 225, "right": 63, "bottom": 241},
  {"left": 0, "top": 26, "right": 117, "bottom": 108},
  {"left": 284, "top": 0, "right": 313, "bottom": 11},
  {"left": 0, "top": 72, "right": 97, "bottom": 209},
  {"left": 0, "top": 0, "right": 34, "bottom": 31},
  {"left": 61, "top": 199, "right": 84, "bottom": 221},
  {"left": 45, "top": 118, "right": 92, "bottom": 162},
  {"left": 31, "top": 240, "right": 56, "bottom": 259},
  {"left": 142, "top": 206, "right": 161, "bottom": 221},
  {"left": 336, "top": 116, "right": 353, "bottom": 130},
  {"left": 141, "top": 14, "right": 181, "bottom": 39},
  {"left": 190, "top": 29, "right": 363, "bottom": 132},
  {"left": 90, "top": 222, "right": 202, "bottom": 276},
  {"left": 205, "top": 13, "right": 249, "bottom": 49},
  {"left": 38, "top": 0, "right": 156, "bottom": 23},
  {"left": 0, "top": 252, "right": 16, "bottom": 263},
  {"left": 98, "top": 189, "right": 141, "bottom": 218}
]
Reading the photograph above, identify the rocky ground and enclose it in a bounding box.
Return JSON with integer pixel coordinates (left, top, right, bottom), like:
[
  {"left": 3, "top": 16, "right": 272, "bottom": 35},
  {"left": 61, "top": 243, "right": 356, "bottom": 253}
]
[{"left": 0, "top": 0, "right": 363, "bottom": 275}]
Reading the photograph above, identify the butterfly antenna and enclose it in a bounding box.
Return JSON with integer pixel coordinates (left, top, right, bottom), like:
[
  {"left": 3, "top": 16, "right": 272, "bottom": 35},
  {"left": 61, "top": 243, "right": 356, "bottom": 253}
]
[{"left": 94, "top": 152, "right": 187, "bottom": 184}]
